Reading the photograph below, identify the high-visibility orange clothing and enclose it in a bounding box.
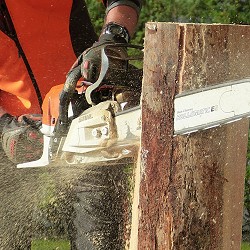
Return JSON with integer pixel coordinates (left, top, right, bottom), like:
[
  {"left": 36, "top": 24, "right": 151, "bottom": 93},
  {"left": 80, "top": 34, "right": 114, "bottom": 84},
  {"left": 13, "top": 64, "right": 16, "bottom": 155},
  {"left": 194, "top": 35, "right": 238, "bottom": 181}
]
[{"left": 0, "top": 0, "right": 97, "bottom": 116}]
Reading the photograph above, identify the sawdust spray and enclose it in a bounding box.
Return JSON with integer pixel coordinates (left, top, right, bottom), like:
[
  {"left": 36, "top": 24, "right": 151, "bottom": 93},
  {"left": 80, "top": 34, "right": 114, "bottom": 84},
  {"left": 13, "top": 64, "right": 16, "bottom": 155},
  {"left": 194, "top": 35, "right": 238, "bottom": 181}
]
[{"left": 0, "top": 150, "right": 130, "bottom": 249}]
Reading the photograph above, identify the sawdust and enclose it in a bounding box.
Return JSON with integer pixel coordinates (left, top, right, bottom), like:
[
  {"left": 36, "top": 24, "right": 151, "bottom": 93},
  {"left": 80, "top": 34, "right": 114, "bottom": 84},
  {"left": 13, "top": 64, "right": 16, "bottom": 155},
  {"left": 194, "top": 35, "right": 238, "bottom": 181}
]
[{"left": 0, "top": 151, "right": 132, "bottom": 249}]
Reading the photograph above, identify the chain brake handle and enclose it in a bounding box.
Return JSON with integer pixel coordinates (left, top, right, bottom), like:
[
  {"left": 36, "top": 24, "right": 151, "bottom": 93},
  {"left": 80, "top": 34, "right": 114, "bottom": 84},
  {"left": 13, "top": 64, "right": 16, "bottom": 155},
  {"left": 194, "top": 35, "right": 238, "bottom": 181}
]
[{"left": 85, "top": 43, "right": 143, "bottom": 106}]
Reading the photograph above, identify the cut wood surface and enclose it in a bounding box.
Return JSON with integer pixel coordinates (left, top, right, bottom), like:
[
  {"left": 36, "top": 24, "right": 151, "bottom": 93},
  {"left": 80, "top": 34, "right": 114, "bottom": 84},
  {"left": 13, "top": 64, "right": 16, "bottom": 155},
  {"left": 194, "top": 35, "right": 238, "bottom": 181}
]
[{"left": 136, "top": 23, "right": 250, "bottom": 250}]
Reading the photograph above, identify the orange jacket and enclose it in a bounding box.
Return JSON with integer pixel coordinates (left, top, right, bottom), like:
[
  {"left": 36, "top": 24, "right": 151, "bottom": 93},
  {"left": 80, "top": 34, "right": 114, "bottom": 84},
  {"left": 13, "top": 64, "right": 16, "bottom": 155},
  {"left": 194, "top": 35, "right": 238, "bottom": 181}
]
[{"left": 0, "top": 0, "right": 97, "bottom": 116}]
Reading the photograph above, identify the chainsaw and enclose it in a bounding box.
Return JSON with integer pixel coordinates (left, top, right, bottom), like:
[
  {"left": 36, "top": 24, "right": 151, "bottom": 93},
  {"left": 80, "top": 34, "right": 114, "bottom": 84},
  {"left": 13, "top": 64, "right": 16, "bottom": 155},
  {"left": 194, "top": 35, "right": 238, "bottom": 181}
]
[{"left": 17, "top": 44, "right": 250, "bottom": 168}]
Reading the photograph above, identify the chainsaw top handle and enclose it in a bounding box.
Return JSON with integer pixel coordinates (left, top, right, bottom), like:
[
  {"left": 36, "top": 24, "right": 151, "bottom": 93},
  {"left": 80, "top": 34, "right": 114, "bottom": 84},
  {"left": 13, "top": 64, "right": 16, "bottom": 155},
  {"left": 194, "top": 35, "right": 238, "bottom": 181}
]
[{"left": 57, "top": 43, "right": 143, "bottom": 135}]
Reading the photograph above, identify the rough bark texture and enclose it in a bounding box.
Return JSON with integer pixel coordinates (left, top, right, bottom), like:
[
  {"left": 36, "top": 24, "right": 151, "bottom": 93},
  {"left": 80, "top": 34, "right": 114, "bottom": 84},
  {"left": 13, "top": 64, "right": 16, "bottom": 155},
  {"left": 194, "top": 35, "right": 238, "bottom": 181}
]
[{"left": 138, "top": 23, "right": 250, "bottom": 250}]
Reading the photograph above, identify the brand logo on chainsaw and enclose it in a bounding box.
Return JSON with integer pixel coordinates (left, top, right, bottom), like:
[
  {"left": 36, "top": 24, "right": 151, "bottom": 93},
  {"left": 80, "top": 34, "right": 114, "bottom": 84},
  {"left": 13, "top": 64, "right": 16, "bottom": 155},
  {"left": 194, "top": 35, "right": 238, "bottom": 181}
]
[
  {"left": 79, "top": 114, "right": 93, "bottom": 122},
  {"left": 176, "top": 105, "right": 218, "bottom": 121}
]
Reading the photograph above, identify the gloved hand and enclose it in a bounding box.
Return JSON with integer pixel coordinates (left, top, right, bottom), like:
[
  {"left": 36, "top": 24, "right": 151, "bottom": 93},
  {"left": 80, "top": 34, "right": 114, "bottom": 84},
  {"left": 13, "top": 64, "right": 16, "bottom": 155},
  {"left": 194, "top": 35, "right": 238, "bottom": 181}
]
[
  {"left": 81, "top": 39, "right": 128, "bottom": 84},
  {"left": 58, "top": 23, "right": 131, "bottom": 129},
  {"left": 0, "top": 113, "right": 43, "bottom": 164},
  {"left": 70, "top": 22, "right": 130, "bottom": 84}
]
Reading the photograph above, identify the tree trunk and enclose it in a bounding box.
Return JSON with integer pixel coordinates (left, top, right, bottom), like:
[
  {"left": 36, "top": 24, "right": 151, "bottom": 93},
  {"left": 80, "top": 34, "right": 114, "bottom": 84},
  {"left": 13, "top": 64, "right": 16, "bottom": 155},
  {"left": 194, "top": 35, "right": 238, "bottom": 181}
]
[{"left": 137, "top": 23, "right": 250, "bottom": 250}]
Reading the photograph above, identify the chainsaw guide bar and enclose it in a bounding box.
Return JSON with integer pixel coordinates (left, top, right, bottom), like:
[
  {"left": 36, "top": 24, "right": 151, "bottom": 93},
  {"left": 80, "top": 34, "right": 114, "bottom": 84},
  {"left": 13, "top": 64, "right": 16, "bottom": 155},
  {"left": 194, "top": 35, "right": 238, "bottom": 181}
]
[{"left": 174, "top": 78, "right": 250, "bottom": 135}]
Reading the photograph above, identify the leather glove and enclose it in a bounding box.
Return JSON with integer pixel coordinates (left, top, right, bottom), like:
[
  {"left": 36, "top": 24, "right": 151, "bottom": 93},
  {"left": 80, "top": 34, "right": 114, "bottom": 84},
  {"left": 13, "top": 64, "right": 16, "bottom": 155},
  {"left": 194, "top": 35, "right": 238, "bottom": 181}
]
[
  {"left": 81, "top": 38, "right": 128, "bottom": 84},
  {"left": 70, "top": 22, "right": 130, "bottom": 84},
  {"left": 58, "top": 23, "right": 131, "bottom": 131},
  {"left": 1, "top": 113, "right": 43, "bottom": 164}
]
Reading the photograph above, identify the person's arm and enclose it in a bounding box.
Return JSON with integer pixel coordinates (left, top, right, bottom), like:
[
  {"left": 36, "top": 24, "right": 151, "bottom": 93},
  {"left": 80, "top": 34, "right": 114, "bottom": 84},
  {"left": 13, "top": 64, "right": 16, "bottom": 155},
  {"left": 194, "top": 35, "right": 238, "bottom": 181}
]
[
  {"left": 63, "top": 0, "right": 143, "bottom": 105},
  {"left": 102, "top": 0, "right": 142, "bottom": 39},
  {"left": 105, "top": 5, "right": 138, "bottom": 37}
]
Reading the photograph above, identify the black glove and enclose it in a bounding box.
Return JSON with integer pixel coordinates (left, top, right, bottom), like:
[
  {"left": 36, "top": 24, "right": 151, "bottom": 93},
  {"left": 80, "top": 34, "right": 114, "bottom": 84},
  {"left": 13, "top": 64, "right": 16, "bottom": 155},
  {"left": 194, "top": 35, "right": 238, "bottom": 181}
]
[
  {"left": 1, "top": 114, "right": 43, "bottom": 164},
  {"left": 73, "top": 22, "right": 130, "bottom": 84},
  {"left": 81, "top": 31, "right": 127, "bottom": 83},
  {"left": 58, "top": 23, "right": 131, "bottom": 130}
]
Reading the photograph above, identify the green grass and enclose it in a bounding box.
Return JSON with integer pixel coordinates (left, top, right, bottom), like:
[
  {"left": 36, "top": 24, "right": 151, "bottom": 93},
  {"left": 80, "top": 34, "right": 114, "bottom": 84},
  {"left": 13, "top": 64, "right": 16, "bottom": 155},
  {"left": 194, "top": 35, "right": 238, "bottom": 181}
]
[
  {"left": 242, "top": 242, "right": 250, "bottom": 250},
  {"left": 31, "top": 239, "right": 70, "bottom": 250}
]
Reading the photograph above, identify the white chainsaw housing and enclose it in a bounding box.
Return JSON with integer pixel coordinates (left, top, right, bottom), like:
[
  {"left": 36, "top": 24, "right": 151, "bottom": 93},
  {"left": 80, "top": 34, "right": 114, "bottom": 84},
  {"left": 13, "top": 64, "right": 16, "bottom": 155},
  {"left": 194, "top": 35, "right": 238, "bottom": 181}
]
[
  {"left": 61, "top": 101, "right": 141, "bottom": 164},
  {"left": 17, "top": 101, "right": 141, "bottom": 168}
]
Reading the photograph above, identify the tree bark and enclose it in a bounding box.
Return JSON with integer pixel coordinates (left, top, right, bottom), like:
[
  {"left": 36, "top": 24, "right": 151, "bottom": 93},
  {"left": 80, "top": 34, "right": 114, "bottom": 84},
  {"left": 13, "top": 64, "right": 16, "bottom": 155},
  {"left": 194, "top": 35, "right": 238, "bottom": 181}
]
[{"left": 137, "top": 23, "right": 250, "bottom": 250}]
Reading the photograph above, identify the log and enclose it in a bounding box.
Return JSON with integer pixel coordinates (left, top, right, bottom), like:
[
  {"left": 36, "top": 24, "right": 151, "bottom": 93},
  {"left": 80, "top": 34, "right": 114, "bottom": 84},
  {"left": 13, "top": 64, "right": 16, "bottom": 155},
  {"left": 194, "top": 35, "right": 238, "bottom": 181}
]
[{"left": 136, "top": 23, "right": 250, "bottom": 249}]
